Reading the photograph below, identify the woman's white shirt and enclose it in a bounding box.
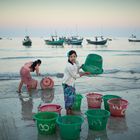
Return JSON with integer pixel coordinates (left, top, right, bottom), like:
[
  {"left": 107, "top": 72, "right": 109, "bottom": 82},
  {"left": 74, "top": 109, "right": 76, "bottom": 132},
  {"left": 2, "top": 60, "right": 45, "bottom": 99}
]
[{"left": 62, "top": 61, "right": 80, "bottom": 87}]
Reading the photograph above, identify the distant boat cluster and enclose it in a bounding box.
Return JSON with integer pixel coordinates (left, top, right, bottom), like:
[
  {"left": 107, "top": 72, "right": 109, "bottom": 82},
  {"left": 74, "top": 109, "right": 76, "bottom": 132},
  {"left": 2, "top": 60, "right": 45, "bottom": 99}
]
[
  {"left": 44, "top": 36, "right": 108, "bottom": 46},
  {"left": 1, "top": 34, "right": 139, "bottom": 47},
  {"left": 22, "top": 35, "right": 110, "bottom": 46}
]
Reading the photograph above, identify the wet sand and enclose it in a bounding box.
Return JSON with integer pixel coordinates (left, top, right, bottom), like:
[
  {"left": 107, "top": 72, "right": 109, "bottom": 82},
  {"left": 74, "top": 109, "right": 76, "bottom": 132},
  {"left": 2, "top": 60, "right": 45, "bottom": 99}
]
[{"left": 0, "top": 80, "right": 140, "bottom": 140}]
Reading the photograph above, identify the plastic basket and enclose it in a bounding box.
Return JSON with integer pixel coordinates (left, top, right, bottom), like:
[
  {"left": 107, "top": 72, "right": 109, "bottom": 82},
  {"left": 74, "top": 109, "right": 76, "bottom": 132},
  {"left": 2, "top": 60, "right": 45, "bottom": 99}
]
[
  {"left": 72, "top": 94, "right": 83, "bottom": 111},
  {"left": 108, "top": 98, "right": 128, "bottom": 117},
  {"left": 82, "top": 54, "right": 103, "bottom": 74},
  {"left": 86, "top": 93, "right": 102, "bottom": 108},
  {"left": 33, "top": 112, "right": 58, "bottom": 135},
  {"left": 102, "top": 95, "right": 121, "bottom": 111},
  {"left": 40, "top": 77, "right": 54, "bottom": 89},
  {"left": 38, "top": 104, "right": 62, "bottom": 114},
  {"left": 85, "top": 109, "right": 110, "bottom": 131},
  {"left": 56, "top": 115, "right": 84, "bottom": 140}
]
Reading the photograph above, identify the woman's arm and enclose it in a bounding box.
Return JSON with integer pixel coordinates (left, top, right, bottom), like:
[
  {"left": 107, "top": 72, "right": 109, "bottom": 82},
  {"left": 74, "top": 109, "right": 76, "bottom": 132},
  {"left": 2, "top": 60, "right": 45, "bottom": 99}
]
[
  {"left": 79, "top": 72, "right": 90, "bottom": 77},
  {"left": 18, "top": 80, "right": 24, "bottom": 93},
  {"left": 75, "top": 61, "right": 90, "bottom": 76},
  {"left": 67, "top": 63, "right": 90, "bottom": 79},
  {"left": 35, "top": 65, "right": 40, "bottom": 76}
]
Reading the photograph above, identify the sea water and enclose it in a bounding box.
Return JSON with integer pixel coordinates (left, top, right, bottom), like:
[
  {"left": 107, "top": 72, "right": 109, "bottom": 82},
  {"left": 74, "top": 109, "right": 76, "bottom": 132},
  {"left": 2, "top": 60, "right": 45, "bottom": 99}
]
[{"left": 0, "top": 37, "right": 140, "bottom": 95}]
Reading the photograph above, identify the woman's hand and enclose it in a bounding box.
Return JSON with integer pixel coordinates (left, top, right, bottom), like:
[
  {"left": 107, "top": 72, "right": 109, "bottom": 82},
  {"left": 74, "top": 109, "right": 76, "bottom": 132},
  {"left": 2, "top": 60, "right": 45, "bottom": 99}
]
[
  {"left": 84, "top": 72, "right": 91, "bottom": 75},
  {"left": 37, "top": 73, "right": 41, "bottom": 76},
  {"left": 80, "top": 64, "right": 84, "bottom": 69},
  {"left": 80, "top": 72, "right": 90, "bottom": 77}
]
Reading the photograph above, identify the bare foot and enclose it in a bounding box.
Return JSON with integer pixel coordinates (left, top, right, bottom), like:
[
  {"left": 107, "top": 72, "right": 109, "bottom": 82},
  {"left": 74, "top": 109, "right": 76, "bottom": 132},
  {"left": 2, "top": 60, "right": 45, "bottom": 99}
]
[
  {"left": 16, "top": 90, "right": 21, "bottom": 94},
  {"left": 66, "top": 109, "right": 74, "bottom": 115}
]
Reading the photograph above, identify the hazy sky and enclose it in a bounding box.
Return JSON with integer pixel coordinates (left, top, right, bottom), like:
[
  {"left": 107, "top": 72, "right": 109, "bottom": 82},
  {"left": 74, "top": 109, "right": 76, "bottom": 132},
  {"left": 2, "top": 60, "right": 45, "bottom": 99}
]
[{"left": 0, "top": 0, "right": 140, "bottom": 37}]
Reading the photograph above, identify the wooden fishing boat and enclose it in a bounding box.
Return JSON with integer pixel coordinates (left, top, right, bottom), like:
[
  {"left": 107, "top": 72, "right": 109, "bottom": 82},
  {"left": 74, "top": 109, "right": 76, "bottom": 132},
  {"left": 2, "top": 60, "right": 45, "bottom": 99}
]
[
  {"left": 128, "top": 34, "right": 140, "bottom": 42},
  {"left": 44, "top": 36, "right": 64, "bottom": 45},
  {"left": 22, "top": 36, "right": 32, "bottom": 46},
  {"left": 65, "top": 36, "right": 83, "bottom": 45},
  {"left": 86, "top": 38, "right": 107, "bottom": 45}
]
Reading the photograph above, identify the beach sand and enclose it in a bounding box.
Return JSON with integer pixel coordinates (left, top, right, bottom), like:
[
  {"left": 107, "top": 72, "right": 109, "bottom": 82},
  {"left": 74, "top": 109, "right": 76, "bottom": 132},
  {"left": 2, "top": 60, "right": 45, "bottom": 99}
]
[{"left": 0, "top": 79, "right": 140, "bottom": 140}]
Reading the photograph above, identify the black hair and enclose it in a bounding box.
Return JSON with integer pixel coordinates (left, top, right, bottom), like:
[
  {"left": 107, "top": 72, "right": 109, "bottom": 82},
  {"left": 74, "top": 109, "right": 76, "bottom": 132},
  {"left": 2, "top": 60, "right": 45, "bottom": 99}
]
[
  {"left": 67, "top": 50, "right": 77, "bottom": 65},
  {"left": 37, "top": 59, "right": 41, "bottom": 64},
  {"left": 30, "top": 59, "right": 41, "bottom": 72},
  {"left": 30, "top": 61, "right": 38, "bottom": 72},
  {"left": 67, "top": 50, "right": 77, "bottom": 57}
]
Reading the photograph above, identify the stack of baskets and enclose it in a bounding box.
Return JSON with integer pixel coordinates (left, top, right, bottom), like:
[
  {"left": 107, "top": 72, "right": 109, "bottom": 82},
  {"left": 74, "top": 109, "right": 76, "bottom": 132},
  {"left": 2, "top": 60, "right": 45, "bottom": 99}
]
[{"left": 33, "top": 91, "right": 128, "bottom": 140}]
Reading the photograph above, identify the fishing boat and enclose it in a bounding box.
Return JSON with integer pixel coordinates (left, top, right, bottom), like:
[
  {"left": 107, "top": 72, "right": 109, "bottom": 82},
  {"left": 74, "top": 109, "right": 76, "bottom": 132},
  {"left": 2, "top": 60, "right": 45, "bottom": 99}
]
[
  {"left": 22, "top": 36, "right": 32, "bottom": 46},
  {"left": 107, "top": 38, "right": 112, "bottom": 41},
  {"left": 44, "top": 36, "right": 64, "bottom": 45},
  {"left": 128, "top": 39, "right": 140, "bottom": 42},
  {"left": 65, "top": 36, "right": 83, "bottom": 45},
  {"left": 128, "top": 34, "right": 140, "bottom": 42},
  {"left": 87, "top": 36, "right": 107, "bottom": 45}
]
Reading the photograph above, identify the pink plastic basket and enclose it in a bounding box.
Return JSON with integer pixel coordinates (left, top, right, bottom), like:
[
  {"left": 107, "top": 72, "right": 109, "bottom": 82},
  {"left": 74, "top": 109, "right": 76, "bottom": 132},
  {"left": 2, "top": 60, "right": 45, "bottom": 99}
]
[
  {"left": 86, "top": 93, "right": 102, "bottom": 108},
  {"left": 40, "top": 77, "right": 54, "bottom": 89},
  {"left": 108, "top": 98, "right": 128, "bottom": 117},
  {"left": 38, "top": 104, "right": 62, "bottom": 114}
]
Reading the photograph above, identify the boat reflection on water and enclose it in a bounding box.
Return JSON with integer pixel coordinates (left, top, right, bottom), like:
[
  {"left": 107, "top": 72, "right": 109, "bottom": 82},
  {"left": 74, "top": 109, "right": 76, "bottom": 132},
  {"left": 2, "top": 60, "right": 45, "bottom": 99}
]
[{"left": 49, "top": 45, "right": 64, "bottom": 48}]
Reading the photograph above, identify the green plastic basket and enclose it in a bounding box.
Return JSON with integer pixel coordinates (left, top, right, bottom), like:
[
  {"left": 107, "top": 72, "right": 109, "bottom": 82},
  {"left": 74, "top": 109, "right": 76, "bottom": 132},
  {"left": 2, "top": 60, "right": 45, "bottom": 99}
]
[
  {"left": 72, "top": 94, "right": 83, "bottom": 111},
  {"left": 102, "top": 95, "right": 121, "bottom": 111},
  {"left": 56, "top": 115, "right": 84, "bottom": 140},
  {"left": 85, "top": 109, "right": 110, "bottom": 131},
  {"left": 33, "top": 112, "right": 58, "bottom": 135},
  {"left": 82, "top": 54, "right": 103, "bottom": 74}
]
